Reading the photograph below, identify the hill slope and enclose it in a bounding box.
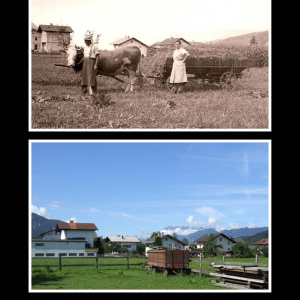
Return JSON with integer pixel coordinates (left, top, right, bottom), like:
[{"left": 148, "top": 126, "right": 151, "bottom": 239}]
[
  {"left": 212, "top": 30, "right": 268, "bottom": 46},
  {"left": 31, "top": 213, "right": 63, "bottom": 238}
]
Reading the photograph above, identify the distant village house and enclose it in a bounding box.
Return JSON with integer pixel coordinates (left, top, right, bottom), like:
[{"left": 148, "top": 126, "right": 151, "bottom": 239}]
[
  {"left": 36, "top": 23, "right": 74, "bottom": 52},
  {"left": 144, "top": 233, "right": 187, "bottom": 256},
  {"left": 105, "top": 235, "right": 141, "bottom": 253},
  {"left": 109, "top": 36, "right": 148, "bottom": 57},
  {"left": 151, "top": 37, "right": 190, "bottom": 49}
]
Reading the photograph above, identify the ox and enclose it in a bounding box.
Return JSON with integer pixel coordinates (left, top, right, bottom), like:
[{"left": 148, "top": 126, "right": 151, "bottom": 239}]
[{"left": 67, "top": 42, "right": 142, "bottom": 92}]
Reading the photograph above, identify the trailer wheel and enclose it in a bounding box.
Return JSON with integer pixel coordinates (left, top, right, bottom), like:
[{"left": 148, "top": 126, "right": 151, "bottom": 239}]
[
  {"left": 163, "top": 269, "right": 168, "bottom": 277},
  {"left": 220, "top": 72, "right": 237, "bottom": 90}
]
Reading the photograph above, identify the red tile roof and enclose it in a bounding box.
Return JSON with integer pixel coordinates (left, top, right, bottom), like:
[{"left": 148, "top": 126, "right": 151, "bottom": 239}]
[
  {"left": 56, "top": 222, "right": 98, "bottom": 231},
  {"left": 252, "top": 238, "right": 268, "bottom": 245}
]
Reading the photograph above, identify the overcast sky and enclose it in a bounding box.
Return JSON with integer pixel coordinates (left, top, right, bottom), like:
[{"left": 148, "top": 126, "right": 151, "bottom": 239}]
[
  {"left": 30, "top": 0, "right": 271, "bottom": 49},
  {"left": 30, "top": 141, "right": 270, "bottom": 240}
]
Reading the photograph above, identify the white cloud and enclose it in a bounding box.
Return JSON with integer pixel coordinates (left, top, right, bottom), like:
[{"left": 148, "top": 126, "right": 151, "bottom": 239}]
[
  {"left": 31, "top": 205, "right": 52, "bottom": 219},
  {"left": 193, "top": 206, "right": 225, "bottom": 231}
]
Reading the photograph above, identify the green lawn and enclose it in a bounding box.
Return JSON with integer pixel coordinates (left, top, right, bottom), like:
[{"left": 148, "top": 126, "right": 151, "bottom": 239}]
[{"left": 31, "top": 256, "right": 268, "bottom": 290}]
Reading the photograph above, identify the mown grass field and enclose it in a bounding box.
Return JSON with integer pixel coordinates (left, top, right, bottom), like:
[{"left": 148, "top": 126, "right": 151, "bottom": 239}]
[
  {"left": 30, "top": 53, "right": 269, "bottom": 130},
  {"left": 30, "top": 255, "right": 268, "bottom": 290}
]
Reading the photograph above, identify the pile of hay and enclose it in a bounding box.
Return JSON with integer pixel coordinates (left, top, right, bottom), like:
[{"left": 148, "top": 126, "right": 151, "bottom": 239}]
[{"left": 141, "top": 43, "right": 268, "bottom": 74}]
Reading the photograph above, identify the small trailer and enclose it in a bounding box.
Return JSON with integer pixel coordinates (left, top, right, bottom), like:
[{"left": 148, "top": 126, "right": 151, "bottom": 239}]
[{"left": 147, "top": 249, "right": 190, "bottom": 276}]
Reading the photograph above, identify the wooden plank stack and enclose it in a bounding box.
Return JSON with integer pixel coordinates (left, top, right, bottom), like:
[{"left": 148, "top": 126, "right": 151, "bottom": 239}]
[{"left": 210, "top": 263, "right": 268, "bottom": 289}]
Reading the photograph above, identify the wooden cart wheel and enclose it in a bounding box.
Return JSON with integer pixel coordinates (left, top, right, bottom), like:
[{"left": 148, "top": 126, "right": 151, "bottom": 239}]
[
  {"left": 220, "top": 72, "right": 237, "bottom": 90},
  {"left": 152, "top": 267, "right": 156, "bottom": 274},
  {"left": 163, "top": 269, "right": 168, "bottom": 277},
  {"left": 166, "top": 76, "right": 173, "bottom": 92}
]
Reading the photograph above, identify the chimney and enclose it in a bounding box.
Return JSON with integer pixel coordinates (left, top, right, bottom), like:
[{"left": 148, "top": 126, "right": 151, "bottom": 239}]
[
  {"left": 50, "top": 23, "right": 53, "bottom": 26},
  {"left": 69, "top": 219, "right": 74, "bottom": 223},
  {"left": 122, "top": 235, "right": 124, "bottom": 239}
]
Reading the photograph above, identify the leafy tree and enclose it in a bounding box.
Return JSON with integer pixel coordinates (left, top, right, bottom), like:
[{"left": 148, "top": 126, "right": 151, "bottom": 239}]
[
  {"left": 182, "top": 238, "right": 189, "bottom": 245},
  {"left": 261, "top": 246, "right": 268, "bottom": 258},
  {"left": 189, "top": 244, "right": 197, "bottom": 251},
  {"left": 172, "top": 232, "right": 178, "bottom": 240},
  {"left": 152, "top": 236, "right": 162, "bottom": 247},
  {"left": 107, "top": 242, "right": 121, "bottom": 254},
  {"left": 203, "top": 234, "right": 223, "bottom": 257},
  {"left": 55, "top": 25, "right": 71, "bottom": 51},
  {"left": 232, "top": 242, "right": 253, "bottom": 258},
  {"left": 136, "top": 242, "right": 145, "bottom": 255},
  {"left": 150, "top": 231, "right": 161, "bottom": 238},
  {"left": 94, "top": 236, "right": 105, "bottom": 254}
]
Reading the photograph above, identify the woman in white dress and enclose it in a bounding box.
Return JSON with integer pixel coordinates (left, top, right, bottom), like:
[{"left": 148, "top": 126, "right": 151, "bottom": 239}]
[{"left": 169, "top": 41, "right": 190, "bottom": 94}]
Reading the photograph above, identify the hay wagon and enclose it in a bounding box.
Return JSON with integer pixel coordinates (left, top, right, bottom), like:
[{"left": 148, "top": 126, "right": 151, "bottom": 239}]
[
  {"left": 146, "top": 56, "right": 255, "bottom": 91},
  {"left": 147, "top": 249, "right": 190, "bottom": 276}
]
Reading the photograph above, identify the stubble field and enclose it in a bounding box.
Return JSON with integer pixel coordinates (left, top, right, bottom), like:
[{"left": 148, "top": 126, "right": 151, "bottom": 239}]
[{"left": 30, "top": 53, "right": 269, "bottom": 130}]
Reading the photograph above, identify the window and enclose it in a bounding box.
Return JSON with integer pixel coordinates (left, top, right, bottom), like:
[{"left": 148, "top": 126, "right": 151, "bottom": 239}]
[
  {"left": 165, "top": 238, "right": 168, "bottom": 241},
  {"left": 46, "top": 253, "right": 55, "bottom": 256},
  {"left": 228, "top": 242, "right": 230, "bottom": 245},
  {"left": 35, "top": 253, "right": 44, "bottom": 256},
  {"left": 87, "top": 253, "right": 94, "bottom": 256},
  {"left": 69, "top": 253, "right": 77, "bottom": 256},
  {"left": 59, "top": 253, "right": 67, "bottom": 256},
  {"left": 79, "top": 253, "right": 84, "bottom": 256},
  {"left": 35, "top": 243, "right": 44, "bottom": 246},
  {"left": 220, "top": 238, "right": 222, "bottom": 241},
  {"left": 35, "top": 37, "right": 37, "bottom": 40}
]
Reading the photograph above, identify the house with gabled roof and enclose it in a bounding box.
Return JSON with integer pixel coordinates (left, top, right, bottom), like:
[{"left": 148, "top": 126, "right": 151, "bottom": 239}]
[
  {"left": 150, "top": 37, "right": 190, "bottom": 49},
  {"left": 105, "top": 235, "right": 141, "bottom": 253},
  {"left": 193, "top": 233, "right": 236, "bottom": 254},
  {"left": 32, "top": 220, "right": 99, "bottom": 258},
  {"left": 109, "top": 36, "right": 148, "bottom": 57},
  {"left": 37, "top": 23, "right": 74, "bottom": 52},
  {"left": 39, "top": 220, "right": 98, "bottom": 248},
  {"left": 144, "top": 234, "right": 187, "bottom": 256}
]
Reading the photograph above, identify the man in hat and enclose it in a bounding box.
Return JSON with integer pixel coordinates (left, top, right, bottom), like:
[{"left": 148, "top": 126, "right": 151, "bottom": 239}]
[{"left": 81, "top": 34, "right": 99, "bottom": 98}]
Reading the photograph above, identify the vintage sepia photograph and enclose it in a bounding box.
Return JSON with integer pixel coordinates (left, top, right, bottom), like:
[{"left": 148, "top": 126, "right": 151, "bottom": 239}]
[{"left": 30, "top": 0, "right": 271, "bottom": 130}]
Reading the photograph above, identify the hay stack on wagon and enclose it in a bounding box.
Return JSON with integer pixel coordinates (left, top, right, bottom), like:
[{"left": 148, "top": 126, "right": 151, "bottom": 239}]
[{"left": 141, "top": 43, "right": 267, "bottom": 76}]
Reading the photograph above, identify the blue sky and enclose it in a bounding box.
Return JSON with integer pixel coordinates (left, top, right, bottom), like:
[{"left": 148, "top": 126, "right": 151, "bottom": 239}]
[{"left": 30, "top": 141, "right": 270, "bottom": 240}]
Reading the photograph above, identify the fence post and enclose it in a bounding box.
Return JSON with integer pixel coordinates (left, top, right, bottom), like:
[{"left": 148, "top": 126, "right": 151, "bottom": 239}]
[
  {"left": 59, "top": 254, "right": 62, "bottom": 271},
  {"left": 199, "top": 253, "right": 202, "bottom": 277},
  {"left": 96, "top": 255, "right": 98, "bottom": 268},
  {"left": 127, "top": 252, "right": 129, "bottom": 269},
  {"left": 255, "top": 253, "right": 258, "bottom": 264},
  {"left": 223, "top": 253, "right": 225, "bottom": 265}
]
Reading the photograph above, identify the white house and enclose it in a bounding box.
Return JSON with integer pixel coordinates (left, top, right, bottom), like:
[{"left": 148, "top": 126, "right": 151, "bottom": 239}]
[
  {"left": 109, "top": 36, "right": 148, "bottom": 57},
  {"left": 31, "top": 239, "right": 97, "bottom": 258},
  {"left": 39, "top": 220, "right": 98, "bottom": 248},
  {"left": 105, "top": 235, "right": 141, "bottom": 253},
  {"left": 144, "top": 234, "right": 187, "bottom": 256},
  {"left": 193, "top": 233, "right": 236, "bottom": 253}
]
